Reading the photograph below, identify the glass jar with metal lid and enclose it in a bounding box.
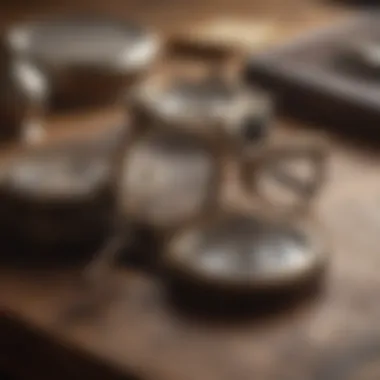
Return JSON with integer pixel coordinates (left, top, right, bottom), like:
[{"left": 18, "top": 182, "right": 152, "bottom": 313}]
[
  {"left": 122, "top": 71, "right": 274, "bottom": 227},
  {"left": 81, "top": 66, "right": 328, "bottom": 306},
  {"left": 69, "top": 39, "right": 328, "bottom": 315}
]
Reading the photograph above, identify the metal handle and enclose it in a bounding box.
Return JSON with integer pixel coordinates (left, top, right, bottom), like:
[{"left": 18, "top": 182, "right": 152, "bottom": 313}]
[{"left": 242, "top": 144, "right": 327, "bottom": 216}]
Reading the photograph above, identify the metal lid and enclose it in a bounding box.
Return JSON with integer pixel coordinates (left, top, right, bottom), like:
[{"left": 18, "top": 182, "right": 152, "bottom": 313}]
[
  {"left": 165, "top": 214, "right": 326, "bottom": 290},
  {"left": 8, "top": 15, "right": 161, "bottom": 74},
  {"left": 0, "top": 133, "right": 118, "bottom": 203},
  {"left": 132, "top": 74, "right": 272, "bottom": 143}
]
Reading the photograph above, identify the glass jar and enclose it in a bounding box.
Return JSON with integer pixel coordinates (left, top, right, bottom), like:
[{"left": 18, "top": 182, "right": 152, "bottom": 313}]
[{"left": 7, "top": 15, "right": 162, "bottom": 109}]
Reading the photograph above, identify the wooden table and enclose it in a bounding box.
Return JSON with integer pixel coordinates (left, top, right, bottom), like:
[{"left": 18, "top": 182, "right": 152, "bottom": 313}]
[{"left": 3, "top": 2, "right": 380, "bottom": 380}]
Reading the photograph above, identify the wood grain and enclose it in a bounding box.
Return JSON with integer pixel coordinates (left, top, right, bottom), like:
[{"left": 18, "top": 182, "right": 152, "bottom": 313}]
[{"left": 2, "top": 2, "right": 379, "bottom": 380}]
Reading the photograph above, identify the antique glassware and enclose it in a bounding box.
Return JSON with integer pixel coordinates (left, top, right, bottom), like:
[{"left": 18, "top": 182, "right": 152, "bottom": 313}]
[
  {"left": 83, "top": 71, "right": 327, "bottom": 307},
  {"left": 121, "top": 72, "right": 274, "bottom": 224},
  {"left": 0, "top": 126, "right": 125, "bottom": 263},
  {"left": 6, "top": 15, "right": 162, "bottom": 109}
]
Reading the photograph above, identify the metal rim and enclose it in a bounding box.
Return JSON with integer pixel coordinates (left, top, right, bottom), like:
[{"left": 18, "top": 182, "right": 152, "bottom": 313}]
[
  {"left": 0, "top": 139, "right": 114, "bottom": 204},
  {"left": 7, "top": 18, "right": 162, "bottom": 75},
  {"left": 164, "top": 213, "right": 327, "bottom": 291},
  {"left": 132, "top": 73, "right": 268, "bottom": 138},
  {"left": 240, "top": 144, "right": 328, "bottom": 217}
]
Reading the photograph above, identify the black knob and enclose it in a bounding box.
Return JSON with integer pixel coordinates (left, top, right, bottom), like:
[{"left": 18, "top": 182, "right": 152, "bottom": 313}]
[{"left": 241, "top": 115, "right": 268, "bottom": 143}]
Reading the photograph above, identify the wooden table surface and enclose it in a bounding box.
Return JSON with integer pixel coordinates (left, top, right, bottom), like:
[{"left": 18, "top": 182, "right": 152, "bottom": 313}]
[{"left": 3, "top": 1, "right": 380, "bottom": 380}]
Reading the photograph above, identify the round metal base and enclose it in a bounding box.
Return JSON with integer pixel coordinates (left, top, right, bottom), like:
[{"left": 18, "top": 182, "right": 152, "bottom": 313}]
[{"left": 163, "top": 213, "right": 327, "bottom": 313}]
